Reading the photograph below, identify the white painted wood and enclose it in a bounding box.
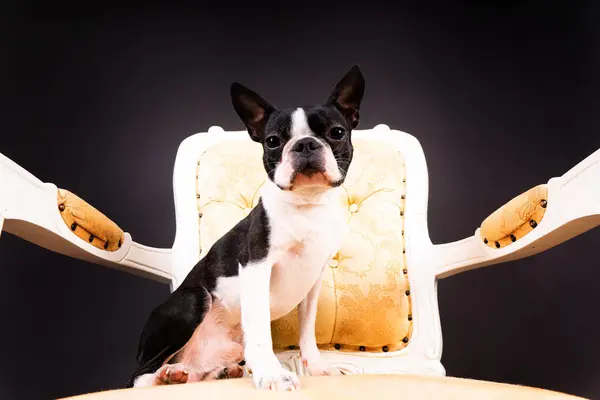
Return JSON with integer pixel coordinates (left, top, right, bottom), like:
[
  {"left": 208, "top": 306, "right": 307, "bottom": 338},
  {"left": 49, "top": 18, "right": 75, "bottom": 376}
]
[
  {"left": 0, "top": 152, "right": 175, "bottom": 285},
  {"left": 2, "top": 124, "right": 598, "bottom": 379}
]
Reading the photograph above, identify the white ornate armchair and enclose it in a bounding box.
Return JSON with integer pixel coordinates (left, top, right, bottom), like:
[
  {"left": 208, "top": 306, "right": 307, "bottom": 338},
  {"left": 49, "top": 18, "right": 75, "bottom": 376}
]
[{"left": 1, "top": 124, "right": 599, "bottom": 382}]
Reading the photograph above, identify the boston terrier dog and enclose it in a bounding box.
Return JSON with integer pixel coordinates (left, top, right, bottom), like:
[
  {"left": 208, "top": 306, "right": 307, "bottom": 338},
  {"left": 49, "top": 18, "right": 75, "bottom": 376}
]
[{"left": 126, "top": 65, "right": 365, "bottom": 391}]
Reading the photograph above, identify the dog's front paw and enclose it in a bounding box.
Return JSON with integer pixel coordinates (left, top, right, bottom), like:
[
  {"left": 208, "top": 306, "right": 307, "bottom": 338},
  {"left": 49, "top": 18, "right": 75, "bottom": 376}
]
[
  {"left": 302, "top": 357, "right": 343, "bottom": 376},
  {"left": 252, "top": 365, "right": 301, "bottom": 391},
  {"left": 155, "top": 364, "right": 190, "bottom": 385}
]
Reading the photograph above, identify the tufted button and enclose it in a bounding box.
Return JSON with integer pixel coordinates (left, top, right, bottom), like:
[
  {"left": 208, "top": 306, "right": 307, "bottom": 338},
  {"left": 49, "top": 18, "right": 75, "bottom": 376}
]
[
  {"left": 382, "top": 346, "right": 389, "bottom": 352},
  {"left": 359, "top": 346, "right": 366, "bottom": 352},
  {"left": 58, "top": 203, "right": 65, "bottom": 212},
  {"left": 329, "top": 259, "right": 339, "bottom": 268},
  {"left": 334, "top": 344, "right": 341, "bottom": 350},
  {"left": 349, "top": 203, "right": 359, "bottom": 213}
]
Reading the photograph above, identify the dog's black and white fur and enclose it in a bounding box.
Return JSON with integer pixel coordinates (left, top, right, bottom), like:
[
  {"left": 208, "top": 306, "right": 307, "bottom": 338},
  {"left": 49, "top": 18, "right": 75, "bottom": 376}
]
[{"left": 126, "top": 65, "right": 365, "bottom": 391}]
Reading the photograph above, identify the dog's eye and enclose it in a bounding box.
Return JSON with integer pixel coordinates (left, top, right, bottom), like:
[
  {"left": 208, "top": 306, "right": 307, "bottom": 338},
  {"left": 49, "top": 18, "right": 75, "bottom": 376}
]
[
  {"left": 329, "top": 127, "right": 346, "bottom": 140},
  {"left": 265, "top": 136, "right": 281, "bottom": 149}
]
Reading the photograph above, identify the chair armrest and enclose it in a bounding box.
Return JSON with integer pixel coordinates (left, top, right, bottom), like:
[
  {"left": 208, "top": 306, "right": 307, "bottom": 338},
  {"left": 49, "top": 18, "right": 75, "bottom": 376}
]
[
  {"left": 0, "top": 152, "right": 175, "bottom": 286},
  {"left": 433, "top": 148, "right": 600, "bottom": 279}
]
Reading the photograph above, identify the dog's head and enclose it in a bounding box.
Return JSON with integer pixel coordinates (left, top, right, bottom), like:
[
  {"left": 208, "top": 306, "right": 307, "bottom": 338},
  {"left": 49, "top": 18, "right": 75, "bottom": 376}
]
[{"left": 230, "top": 65, "right": 365, "bottom": 193}]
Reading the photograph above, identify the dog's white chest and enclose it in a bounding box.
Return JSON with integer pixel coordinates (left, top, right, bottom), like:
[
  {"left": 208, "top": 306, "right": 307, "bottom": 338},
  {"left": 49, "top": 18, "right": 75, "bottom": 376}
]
[
  {"left": 214, "top": 188, "right": 347, "bottom": 322},
  {"left": 267, "top": 203, "right": 346, "bottom": 319},
  {"left": 215, "top": 186, "right": 348, "bottom": 320}
]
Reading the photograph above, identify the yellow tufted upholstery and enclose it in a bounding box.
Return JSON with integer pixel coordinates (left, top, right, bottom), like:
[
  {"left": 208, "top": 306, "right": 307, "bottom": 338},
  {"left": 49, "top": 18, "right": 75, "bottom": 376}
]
[{"left": 196, "top": 139, "right": 412, "bottom": 353}]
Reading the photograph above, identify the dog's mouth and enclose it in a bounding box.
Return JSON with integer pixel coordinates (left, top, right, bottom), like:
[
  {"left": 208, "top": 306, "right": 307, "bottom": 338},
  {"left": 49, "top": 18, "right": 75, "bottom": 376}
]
[
  {"left": 297, "top": 166, "right": 324, "bottom": 178},
  {"left": 287, "top": 165, "right": 332, "bottom": 190},
  {"left": 274, "top": 152, "right": 345, "bottom": 191},
  {"left": 294, "top": 155, "right": 326, "bottom": 174}
]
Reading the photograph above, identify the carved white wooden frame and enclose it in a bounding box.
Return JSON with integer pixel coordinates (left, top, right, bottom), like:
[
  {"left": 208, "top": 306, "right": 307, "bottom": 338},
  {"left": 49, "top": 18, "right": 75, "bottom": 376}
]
[
  {"left": 1, "top": 124, "right": 599, "bottom": 378},
  {"left": 0, "top": 153, "right": 174, "bottom": 284}
]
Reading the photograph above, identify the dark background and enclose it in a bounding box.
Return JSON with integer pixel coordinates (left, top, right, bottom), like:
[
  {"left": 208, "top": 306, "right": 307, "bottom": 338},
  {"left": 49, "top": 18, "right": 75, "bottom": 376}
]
[{"left": 1, "top": 2, "right": 600, "bottom": 399}]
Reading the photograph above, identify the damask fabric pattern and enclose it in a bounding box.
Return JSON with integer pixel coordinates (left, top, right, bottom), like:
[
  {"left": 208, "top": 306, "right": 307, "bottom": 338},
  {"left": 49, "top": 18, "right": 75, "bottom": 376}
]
[
  {"left": 196, "top": 139, "right": 411, "bottom": 353},
  {"left": 57, "top": 188, "right": 125, "bottom": 251},
  {"left": 480, "top": 184, "right": 548, "bottom": 249}
]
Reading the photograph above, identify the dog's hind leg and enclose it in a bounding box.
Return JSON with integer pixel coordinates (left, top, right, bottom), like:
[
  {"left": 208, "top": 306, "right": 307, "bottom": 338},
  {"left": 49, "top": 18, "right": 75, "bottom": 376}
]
[
  {"left": 170, "top": 296, "right": 245, "bottom": 381},
  {"left": 133, "top": 364, "right": 192, "bottom": 387},
  {"left": 205, "top": 361, "right": 245, "bottom": 380},
  {"left": 127, "top": 286, "right": 211, "bottom": 388},
  {"left": 134, "top": 295, "right": 245, "bottom": 387}
]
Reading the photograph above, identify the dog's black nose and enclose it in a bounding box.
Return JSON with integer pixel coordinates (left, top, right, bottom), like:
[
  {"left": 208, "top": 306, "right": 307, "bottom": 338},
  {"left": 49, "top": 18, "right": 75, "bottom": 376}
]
[{"left": 292, "top": 137, "right": 322, "bottom": 155}]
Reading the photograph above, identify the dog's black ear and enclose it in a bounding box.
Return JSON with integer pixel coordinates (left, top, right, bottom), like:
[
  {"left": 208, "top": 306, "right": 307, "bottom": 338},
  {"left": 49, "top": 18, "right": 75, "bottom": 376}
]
[
  {"left": 326, "top": 65, "right": 365, "bottom": 129},
  {"left": 230, "top": 82, "right": 276, "bottom": 142}
]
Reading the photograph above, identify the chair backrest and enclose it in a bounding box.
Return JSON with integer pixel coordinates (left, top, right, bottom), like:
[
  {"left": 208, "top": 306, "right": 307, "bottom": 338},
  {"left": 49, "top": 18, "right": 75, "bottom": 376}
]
[{"left": 170, "top": 124, "right": 444, "bottom": 375}]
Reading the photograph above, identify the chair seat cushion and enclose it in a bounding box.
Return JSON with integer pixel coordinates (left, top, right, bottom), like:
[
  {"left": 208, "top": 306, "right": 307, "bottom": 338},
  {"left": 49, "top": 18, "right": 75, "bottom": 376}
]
[
  {"left": 196, "top": 138, "right": 411, "bottom": 353},
  {"left": 61, "top": 375, "right": 580, "bottom": 400}
]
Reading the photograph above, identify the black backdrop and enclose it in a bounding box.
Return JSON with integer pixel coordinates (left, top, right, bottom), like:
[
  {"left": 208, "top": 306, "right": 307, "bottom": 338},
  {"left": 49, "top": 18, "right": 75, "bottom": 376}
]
[{"left": 1, "top": 2, "right": 599, "bottom": 399}]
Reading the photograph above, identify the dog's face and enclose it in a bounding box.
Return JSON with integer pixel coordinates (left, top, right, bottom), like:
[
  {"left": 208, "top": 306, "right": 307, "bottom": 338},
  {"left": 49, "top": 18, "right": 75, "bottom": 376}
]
[{"left": 230, "top": 66, "right": 365, "bottom": 192}]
